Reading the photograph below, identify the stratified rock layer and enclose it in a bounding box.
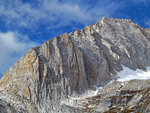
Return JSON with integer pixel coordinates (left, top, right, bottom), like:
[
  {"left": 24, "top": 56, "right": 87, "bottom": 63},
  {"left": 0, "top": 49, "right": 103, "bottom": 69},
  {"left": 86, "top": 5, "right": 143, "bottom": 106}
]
[{"left": 0, "top": 17, "right": 150, "bottom": 113}]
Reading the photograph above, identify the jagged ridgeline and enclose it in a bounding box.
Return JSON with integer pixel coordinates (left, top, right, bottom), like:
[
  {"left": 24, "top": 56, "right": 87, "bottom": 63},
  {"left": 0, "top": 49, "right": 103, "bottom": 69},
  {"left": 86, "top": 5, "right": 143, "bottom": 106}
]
[{"left": 0, "top": 17, "right": 150, "bottom": 113}]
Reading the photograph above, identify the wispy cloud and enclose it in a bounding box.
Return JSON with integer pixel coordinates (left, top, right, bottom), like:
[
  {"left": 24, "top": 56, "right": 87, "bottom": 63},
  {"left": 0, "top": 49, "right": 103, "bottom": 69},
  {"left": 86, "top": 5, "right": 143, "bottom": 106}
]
[
  {"left": 131, "top": 0, "right": 149, "bottom": 6},
  {"left": 144, "top": 19, "right": 150, "bottom": 28},
  {"left": 0, "top": 32, "right": 38, "bottom": 74},
  {"left": 0, "top": 0, "right": 121, "bottom": 29}
]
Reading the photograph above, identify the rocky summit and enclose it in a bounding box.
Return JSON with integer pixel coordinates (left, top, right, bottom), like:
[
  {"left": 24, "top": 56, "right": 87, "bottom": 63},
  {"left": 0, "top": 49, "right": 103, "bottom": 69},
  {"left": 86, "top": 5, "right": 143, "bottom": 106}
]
[{"left": 0, "top": 17, "right": 150, "bottom": 113}]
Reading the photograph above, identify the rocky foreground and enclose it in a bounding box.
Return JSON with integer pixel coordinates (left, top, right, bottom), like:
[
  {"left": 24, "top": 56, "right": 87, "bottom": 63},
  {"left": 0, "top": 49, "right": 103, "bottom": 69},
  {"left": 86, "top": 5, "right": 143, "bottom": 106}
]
[{"left": 0, "top": 17, "right": 150, "bottom": 113}]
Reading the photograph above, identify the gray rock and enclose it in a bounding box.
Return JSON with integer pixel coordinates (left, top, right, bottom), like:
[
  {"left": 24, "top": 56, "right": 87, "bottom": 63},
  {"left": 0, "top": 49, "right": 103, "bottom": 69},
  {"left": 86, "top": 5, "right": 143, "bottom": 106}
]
[{"left": 0, "top": 17, "right": 150, "bottom": 113}]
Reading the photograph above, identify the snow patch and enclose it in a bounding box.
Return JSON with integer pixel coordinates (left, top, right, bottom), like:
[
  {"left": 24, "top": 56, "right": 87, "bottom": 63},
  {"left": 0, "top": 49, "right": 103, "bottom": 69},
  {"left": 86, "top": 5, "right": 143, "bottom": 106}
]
[
  {"left": 61, "top": 86, "right": 103, "bottom": 108},
  {"left": 77, "top": 86, "right": 103, "bottom": 98},
  {"left": 117, "top": 66, "right": 150, "bottom": 82}
]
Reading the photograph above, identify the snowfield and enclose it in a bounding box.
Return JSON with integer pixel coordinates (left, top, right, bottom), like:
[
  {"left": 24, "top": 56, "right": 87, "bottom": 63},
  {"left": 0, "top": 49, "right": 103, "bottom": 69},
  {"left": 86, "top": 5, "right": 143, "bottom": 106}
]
[
  {"left": 117, "top": 66, "right": 150, "bottom": 82},
  {"left": 62, "top": 66, "right": 150, "bottom": 107}
]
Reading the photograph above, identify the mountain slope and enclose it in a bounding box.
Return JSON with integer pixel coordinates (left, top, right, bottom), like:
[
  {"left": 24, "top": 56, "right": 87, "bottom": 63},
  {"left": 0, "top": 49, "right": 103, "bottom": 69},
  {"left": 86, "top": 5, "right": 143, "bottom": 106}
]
[{"left": 0, "top": 17, "right": 150, "bottom": 113}]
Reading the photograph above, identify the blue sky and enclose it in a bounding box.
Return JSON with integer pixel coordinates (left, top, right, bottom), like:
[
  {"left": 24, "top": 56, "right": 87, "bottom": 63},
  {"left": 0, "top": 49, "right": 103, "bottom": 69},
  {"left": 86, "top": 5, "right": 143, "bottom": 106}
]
[{"left": 0, "top": 0, "right": 150, "bottom": 76}]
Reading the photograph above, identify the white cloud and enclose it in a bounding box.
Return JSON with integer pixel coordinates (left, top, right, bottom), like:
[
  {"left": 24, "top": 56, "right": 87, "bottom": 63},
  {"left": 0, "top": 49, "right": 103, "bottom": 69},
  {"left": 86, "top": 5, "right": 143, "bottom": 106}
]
[
  {"left": 0, "top": 32, "right": 37, "bottom": 74},
  {"left": 0, "top": 0, "right": 121, "bottom": 29}
]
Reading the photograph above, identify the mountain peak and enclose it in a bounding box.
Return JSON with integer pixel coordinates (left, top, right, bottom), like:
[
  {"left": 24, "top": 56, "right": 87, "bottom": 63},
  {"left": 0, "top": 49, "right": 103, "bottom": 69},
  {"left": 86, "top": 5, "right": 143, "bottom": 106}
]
[
  {"left": 98, "top": 17, "right": 136, "bottom": 26},
  {"left": 0, "top": 18, "right": 150, "bottom": 113}
]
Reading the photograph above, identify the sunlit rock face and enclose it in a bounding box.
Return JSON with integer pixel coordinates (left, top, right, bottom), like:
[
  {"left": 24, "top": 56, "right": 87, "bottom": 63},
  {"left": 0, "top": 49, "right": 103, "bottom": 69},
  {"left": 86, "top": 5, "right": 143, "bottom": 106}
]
[{"left": 0, "top": 17, "right": 150, "bottom": 113}]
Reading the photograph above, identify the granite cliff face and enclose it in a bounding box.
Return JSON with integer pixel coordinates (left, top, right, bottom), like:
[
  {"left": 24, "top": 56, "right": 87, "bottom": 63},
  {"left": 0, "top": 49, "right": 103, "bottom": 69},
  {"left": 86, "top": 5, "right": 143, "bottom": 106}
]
[{"left": 0, "top": 17, "right": 150, "bottom": 113}]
